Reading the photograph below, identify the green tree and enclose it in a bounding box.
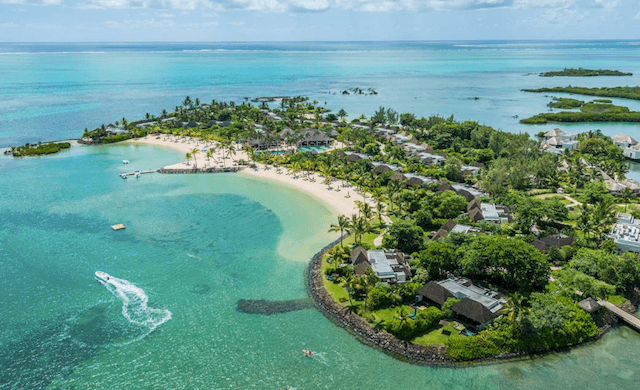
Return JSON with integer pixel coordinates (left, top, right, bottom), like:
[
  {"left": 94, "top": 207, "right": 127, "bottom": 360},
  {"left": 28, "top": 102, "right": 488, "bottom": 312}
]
[
  {"left": 328, "top": 215, "right": 350, "bottom": 247},
  {"left": 382, "top": 219, "right": 424, "bottom": 254}
]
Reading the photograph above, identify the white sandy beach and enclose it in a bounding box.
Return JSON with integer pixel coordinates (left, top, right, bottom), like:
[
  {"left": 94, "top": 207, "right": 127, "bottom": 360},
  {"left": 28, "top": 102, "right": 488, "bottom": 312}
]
[{"left": 128, "top": 134, "right": 367, "bottom": 217}]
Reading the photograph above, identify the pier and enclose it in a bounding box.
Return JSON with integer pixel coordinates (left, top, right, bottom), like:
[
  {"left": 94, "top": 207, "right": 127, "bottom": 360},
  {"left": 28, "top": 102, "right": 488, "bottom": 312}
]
[
  {"left": 120, "top": 169, "right": 158, "bottom": 177},
  {"left": 598, "top": 300, "right": 640, "bottom": 332}
]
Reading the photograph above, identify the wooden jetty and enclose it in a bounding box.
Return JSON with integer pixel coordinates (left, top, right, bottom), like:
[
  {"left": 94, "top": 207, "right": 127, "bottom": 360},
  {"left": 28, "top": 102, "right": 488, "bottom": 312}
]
[
  {"left": 598, "top": 300, "right": 640, "bottom": 332},
  {"left": 111, "top": 224, "right": 126, "bottom": 231},
  {"left": 158, "top": 166, "right": 244, "bottom": 174},
  {"left": 120, "top": 169, "right": 158, "bottom": 178}
]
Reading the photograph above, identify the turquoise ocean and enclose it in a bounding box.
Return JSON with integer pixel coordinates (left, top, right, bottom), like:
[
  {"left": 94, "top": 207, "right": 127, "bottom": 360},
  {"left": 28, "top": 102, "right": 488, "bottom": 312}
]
[{"left": 2, "top": 41, "right": 640, "bottom": 389}]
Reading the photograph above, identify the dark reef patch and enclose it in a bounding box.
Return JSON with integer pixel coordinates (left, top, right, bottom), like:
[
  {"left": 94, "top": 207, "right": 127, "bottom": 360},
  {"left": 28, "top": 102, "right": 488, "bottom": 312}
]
[{"left": 236, "top": 298, "right": 313, "bottom": 315}]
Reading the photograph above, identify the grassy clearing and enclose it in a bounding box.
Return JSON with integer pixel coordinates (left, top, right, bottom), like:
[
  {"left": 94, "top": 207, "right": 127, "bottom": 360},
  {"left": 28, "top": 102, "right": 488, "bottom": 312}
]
[
  {"left": 607, "top": 294, "right": 626, "bottom": 305},
  {"left": 412, "top": 324, "right": 464, "bottom": 346},
  {"left": 533, "top": 194, "right": 571, "bottom": 205}
]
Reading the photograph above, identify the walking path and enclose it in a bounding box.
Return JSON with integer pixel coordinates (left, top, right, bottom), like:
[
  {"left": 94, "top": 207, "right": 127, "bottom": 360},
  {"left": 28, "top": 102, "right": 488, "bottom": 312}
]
[{"left": 598, "top": 300, "right": 640, "bottom": 332}]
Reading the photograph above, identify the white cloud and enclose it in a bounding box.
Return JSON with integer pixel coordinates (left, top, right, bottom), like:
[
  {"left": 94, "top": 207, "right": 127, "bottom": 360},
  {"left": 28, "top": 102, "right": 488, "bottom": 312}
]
[
  {"left": 104, "top": 18, "right": 220, "bottom": 29},
  {"left": 81, "top": 0, "right": 213, "bottom": 10},
  {"left": 75, "top": 0, "right": 602, "bottom": 13},
  {"left": 635, "top": 10, "right": 640, "bottom": 19},
  {"left": 1, "top": 0, "right": 61, "bottom": 5},
  {"left": 0, "top": 22, "right": 20, "bottom": 27}
]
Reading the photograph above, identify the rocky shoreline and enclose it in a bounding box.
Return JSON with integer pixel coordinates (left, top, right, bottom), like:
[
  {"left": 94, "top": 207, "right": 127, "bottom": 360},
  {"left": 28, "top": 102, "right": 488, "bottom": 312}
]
[
  {"left": 304, "top": 237, "right": 621, "bottom": 366},
  {"left": 304, "top": 236, "right": 454, "bottom": 365}
]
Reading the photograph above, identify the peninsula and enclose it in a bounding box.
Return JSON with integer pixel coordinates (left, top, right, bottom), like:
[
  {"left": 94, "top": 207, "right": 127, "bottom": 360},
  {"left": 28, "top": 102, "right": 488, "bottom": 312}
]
[{"left": 85, "top": 96, "right": 640, "bottom": 364}]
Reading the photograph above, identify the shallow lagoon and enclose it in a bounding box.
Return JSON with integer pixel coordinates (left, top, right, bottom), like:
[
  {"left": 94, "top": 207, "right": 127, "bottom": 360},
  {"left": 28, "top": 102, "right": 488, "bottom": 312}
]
[{"left": 1, "top": 144, "right": 640, "bottom": 389}]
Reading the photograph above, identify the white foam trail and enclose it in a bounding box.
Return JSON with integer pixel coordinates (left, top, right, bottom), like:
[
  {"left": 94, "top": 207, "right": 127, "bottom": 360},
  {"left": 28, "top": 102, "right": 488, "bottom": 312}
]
[
  {"left": 97, "top": 274, "right": 171, "bottom": 343},
  {"left": 187, "top": 253, "right": 202, "bottom": 261}
]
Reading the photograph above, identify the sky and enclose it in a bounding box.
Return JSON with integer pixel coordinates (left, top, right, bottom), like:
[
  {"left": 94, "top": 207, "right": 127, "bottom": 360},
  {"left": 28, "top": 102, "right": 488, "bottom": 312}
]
[{"left": 0, "top": 0, "right": 639, "bottom": 41}]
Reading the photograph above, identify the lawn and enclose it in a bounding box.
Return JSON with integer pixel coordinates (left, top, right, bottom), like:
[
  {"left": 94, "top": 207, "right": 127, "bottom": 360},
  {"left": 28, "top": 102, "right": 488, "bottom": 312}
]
[
  {"left": 534, "top": 194, "right": 571, "bottom": 205},
  {"left": 412, "top": 324, "right": 464, "bottom": 346},
  {"left": 607, "top": 294, "right": 626, "bottom": 305}
]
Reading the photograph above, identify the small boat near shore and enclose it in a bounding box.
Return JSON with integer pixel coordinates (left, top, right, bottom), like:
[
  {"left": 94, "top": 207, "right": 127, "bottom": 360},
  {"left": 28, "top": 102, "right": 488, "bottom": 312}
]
[{"left": 302, "top": 349, "right": 315, "bottom": 358}]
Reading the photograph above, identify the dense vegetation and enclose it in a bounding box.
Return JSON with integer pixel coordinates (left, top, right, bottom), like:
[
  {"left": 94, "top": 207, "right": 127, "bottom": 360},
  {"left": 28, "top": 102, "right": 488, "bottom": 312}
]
[
  {"left": 92, "top": 96, "right": 640, "bottom": 362},
  {"left": 547, "top": 97, "right": 584, "bottom": 109},
  {"left": 521, "top": 101, "right": 640, "bottom": 124},
  {"left": 523, "top": 86, "right": 640, "bottom": 100},
  {"left": 7, "top": 142, "right": 71, "bottom": 157},
  {"left": 540, "top": 68, "right": 632, "bottom": 77}
]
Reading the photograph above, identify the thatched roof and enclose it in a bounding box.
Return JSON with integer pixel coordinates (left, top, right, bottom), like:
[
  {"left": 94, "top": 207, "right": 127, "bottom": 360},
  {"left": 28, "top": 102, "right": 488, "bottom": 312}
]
[
  {"left": 452, "top": 298, "right": 496, "bottom": 325},
  {"left": 579, "top": 297, "right": 601, "bottom": 313},
  {"left": 456, "top": 188, "right": 475, "bottom": 202},
  {"left": 436, "top": 180, "right": 454, "bottom": 193},
  {"left": 417, "top": 281, "right": 455, "bottom": 306},
  {"left": 540, "top": 233, "right": 574, "bottom": 248},
  {"left": 467, "top": 198, "right": 481, "bottom": 212},
  {"left": 390, "top": 172, "right": 407, "bottom": 182},
  {"left": 469, "top": 207, "right": 484, "bottom": 222},
  {"left": 351, "top": 246, "right": 368, "bottom": 265},
  {"left": 355, "top": 261, "right": 370, "bottom": 277}
]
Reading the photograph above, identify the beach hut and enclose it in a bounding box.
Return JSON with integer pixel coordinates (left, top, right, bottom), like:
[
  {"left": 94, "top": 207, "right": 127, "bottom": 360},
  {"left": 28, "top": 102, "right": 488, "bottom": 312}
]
[{"left": 579, "top": 298, "right": 602, "bottom": 314}]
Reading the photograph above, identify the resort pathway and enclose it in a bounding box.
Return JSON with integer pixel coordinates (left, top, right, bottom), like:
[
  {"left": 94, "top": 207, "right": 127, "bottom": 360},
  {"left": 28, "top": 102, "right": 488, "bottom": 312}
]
[
  {"left": 598, "top": 300, "right": 640, "bottom": 332},
  {"left": 562, "top": 194, "right": 582, "bottom": 209},
  {"left": 373, "top": 214, "right": 392, "bottom": 247}
]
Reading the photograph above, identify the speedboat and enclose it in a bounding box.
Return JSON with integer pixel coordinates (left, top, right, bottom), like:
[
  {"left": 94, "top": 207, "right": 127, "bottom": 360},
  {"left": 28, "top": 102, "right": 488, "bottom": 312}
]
[
  {"left": 95, "top": 271, "right": 111, "bottom": 282},
  {"left": 123, "top": 160, "right": 129, "bottom": 164},
  {"left": 302, "top": 349, "right": 315, "bottom": 358}
]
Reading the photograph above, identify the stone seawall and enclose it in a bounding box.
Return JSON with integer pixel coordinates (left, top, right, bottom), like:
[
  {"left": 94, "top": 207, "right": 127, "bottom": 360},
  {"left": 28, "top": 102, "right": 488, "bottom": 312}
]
[
  {"left": 304, "top": 235, "right": 453, "bottom": 365},
  {"left": 304, "top": 237, "right": 612, "bottom": 366}
]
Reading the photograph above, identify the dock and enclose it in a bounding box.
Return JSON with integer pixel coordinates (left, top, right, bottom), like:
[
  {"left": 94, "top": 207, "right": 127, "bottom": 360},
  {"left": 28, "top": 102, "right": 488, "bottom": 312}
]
[
  {"left": 598, "top": 300, "right": 640, "bottom": 332},
  {"left": 111, "top": 224, "right": 126, "bottom": 231},
  {"left": 120, "top": 169, "right": 158, "bottom": 178}
]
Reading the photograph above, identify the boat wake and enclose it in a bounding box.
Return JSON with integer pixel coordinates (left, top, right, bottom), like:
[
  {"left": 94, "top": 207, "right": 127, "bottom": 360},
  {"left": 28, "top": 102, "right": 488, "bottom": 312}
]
[{"left": 96, "top": 273, "right": 171, "bottom": 345}]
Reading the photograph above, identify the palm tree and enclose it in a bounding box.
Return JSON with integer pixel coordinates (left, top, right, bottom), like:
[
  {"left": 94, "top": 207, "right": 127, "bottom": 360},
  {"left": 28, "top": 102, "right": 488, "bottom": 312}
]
[
  {"left": 376, "top": 202, "right": 386, "bottom": 226},
  {"left": 190, "top": 148, "right": 199, "bottom": 168},
  {"left": 226, "top": 144, "right": 237, "bottom": 162},
  {"left": 205, "top": 149, "right": 214, "bottom": 166},
  {"left": 328, "top": 215, "right": 350, "bottom": 247},
  {"left": 185, "top": 151, "right": 192, "bottom": 166},
  {"left": 622, "top": 188, "right": 634, "bottom": 212},
  {"left": 356, "top": 200, "right": 374, "bottom": 222},
  {"left": 349, "top": 214, "right": 373, "bottom": 247},
  {"left": 183, "top": 96, "right": 193, "bottom": 108}
]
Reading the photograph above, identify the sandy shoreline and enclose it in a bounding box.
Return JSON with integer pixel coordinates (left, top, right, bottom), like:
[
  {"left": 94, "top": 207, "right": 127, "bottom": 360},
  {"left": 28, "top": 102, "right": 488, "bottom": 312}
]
[{"left": 128, "top": 135, "right": 365, "bottom": 217}]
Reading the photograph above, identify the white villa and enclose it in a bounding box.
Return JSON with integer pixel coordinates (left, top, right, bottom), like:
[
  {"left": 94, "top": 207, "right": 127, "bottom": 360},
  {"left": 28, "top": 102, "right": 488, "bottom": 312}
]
[{"left": 608, "top": 214, "right": 640, "bottom": 253}]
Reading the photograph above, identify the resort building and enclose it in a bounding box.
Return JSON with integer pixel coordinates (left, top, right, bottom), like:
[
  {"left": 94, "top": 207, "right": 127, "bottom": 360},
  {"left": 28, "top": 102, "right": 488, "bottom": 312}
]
[
  {"left": 416, "top": 152, "right": 445, "bottom": 166},
  {"left": 371, "top": 162, "right": 403, "bottom": 174},
  {"left": 543, "top": 128, "right": 577, "bottom": 142},
  {"left": 612, "top": 134, "right": 638, "bottom": 149},
  {"left": 542, "top": 136, "right": 579, "bottom": 154},
  {"left": 608, "top": 214, "right": 640, "bottom": 253},
  {"left": 622, "top": 144, "right": 640, "bottom": 160},
  {"left": 351, "top": 247, "right": 411, "bottom": 284},
  {"left": 416, "top": 277, "right": 506, "bottom": 331},
  {"left": 297, "top": 129, "right": 332, "bottom": 147},
  {"left": 467, "top": 200, "right": 511, "bottom": 223},
  {"left": 389, "top": 172, "right": 436, "bottom": 187},
  {"left": 433, "top": 219, "right": 481, "bottom": 240},
  {"left": 451, "top": 184, "right": 487, "bottom": 202},
  {"left": 530, "top": 233, "right": 574, "bottom": 252},
  {"left": 340, "top": 151, "right": 371, "bottom": 162}
]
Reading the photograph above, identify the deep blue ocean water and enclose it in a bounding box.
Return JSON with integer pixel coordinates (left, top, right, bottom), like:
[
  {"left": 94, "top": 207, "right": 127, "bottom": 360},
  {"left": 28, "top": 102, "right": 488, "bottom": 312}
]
[{"left": 2, "top": 42, "right": 640, "bottom": 389}]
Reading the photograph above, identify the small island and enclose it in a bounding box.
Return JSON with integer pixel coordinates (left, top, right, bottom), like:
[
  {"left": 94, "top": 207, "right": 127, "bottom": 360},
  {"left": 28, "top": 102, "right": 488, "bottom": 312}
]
[
  {"left": 523, "top": 86, "right": 640, "bottom": 100},
  {"left": 540, "top": 68, "right": 632, "bottom": 77},
  {"left": 521, "top": 100, "right": 640, "bottom": 124},
  {"left": 5, "top": 141, "right": 71, "bottom": 157}
]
